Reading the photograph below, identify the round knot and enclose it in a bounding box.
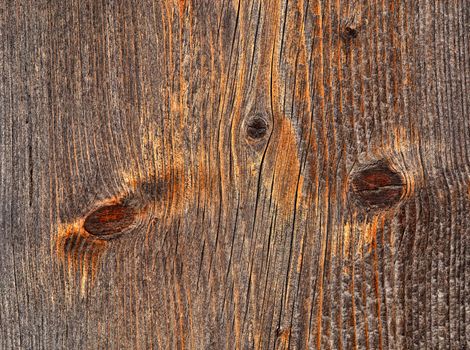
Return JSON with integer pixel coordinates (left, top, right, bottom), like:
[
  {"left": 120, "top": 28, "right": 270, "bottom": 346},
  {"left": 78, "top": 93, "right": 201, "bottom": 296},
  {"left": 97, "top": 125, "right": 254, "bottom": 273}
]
[
  {"left": 245, "top": 114, "right": 269, "bottom": 140},
  {"left": 350, "top": 160, "right": 404, "bottom": 209},
  {"left": 344, "top": 26, "right": 358, "bottom": 39}
]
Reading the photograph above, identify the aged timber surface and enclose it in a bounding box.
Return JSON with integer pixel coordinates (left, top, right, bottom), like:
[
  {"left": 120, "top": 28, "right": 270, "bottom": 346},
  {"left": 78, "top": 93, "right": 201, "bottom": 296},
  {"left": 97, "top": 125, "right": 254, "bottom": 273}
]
[{"left": 0, "top": 1, "right": 469, "bottom": 349}]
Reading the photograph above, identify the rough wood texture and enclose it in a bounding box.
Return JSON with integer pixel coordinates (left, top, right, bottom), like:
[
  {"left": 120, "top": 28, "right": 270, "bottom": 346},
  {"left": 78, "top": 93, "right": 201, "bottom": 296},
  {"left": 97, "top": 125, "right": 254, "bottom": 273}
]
[{"left": 1, "top": 1, "right": 468, "bottom": 349}]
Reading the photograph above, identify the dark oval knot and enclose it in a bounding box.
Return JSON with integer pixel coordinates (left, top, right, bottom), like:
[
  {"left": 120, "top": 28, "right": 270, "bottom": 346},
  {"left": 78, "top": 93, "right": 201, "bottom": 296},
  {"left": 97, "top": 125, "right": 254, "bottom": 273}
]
[
  {"left": 344, "top": 26, "right": 358, "bottom": 39},
  {"left": 350, "top": 160, "right": 405, "bottom": 209},
  {"left": 84, "top": 203, "right": 137, "bottom": 238}
]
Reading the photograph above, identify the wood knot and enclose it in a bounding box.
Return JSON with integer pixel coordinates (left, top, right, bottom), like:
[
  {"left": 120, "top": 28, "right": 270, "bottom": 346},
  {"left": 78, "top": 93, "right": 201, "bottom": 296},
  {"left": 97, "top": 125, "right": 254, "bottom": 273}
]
[
  {"left": 344, "top": 26, "right": 358, "bottom": 39},
  {"left": 84, "top": 203, "right": 137, "bottom": 239},
  {"left": 350, "top": 160, "right": 404, "bottom": 209},
  {"left": 245, "top": 113, "right": 269, "bottom": 140}
]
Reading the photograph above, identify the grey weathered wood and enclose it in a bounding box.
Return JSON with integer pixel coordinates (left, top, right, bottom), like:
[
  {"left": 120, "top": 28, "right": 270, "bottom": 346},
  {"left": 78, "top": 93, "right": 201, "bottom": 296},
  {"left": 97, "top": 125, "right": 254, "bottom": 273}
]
[{"left": 0, "top": 0, "right": 468, "bottom": 349}]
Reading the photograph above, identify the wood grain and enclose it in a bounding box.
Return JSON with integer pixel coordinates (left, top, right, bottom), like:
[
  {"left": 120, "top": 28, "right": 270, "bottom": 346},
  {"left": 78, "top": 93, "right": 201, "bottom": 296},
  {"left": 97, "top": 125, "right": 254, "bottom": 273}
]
[{"left": 0, "top": 0, "right": 468, "bottom": 349}]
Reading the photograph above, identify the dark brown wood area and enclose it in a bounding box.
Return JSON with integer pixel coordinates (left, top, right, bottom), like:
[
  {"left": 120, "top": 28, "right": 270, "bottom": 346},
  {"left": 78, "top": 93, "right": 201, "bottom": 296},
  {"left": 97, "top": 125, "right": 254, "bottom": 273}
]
[{"left": 1, "top": 1, "right": 469, "bottom": 349}]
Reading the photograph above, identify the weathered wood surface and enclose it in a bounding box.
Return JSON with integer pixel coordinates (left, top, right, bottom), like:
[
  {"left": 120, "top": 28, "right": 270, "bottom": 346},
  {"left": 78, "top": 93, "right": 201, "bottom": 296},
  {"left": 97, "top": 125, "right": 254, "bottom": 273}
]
[{"left": 0, "top": 1, "right": 469, "bottom": 349}]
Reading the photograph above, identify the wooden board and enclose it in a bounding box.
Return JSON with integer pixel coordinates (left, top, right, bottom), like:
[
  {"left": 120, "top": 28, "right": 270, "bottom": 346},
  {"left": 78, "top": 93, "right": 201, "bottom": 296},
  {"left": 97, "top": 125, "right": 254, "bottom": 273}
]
[{"left": 1, "top": 1, "right": 468, "bottom": 349}]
